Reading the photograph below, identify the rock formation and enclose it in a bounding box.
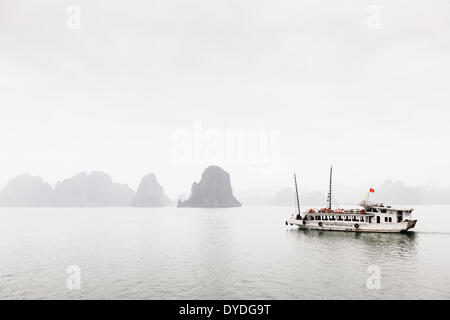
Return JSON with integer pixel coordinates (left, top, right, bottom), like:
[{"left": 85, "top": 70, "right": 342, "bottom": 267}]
[
  {"left": 53, "top": 171, "right": 135, "bottom": 206},
  {"left": 178, "top": 166, "right": 241, "bottom": 207},
  {"left": 132, "top": 173, "right": 171, "bottom": 207},
  {"left": 111, "top": 183, "right": 136, "bottom": 206},
  {"left": 0, "top": 173, "right": 53, "bottom": 206},
  {"left": 371, "top": 180, "right": 422, "bottom": 205}
]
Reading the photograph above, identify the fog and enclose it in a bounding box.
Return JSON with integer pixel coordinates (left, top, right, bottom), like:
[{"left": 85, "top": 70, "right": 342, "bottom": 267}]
[{"left": 1, "top": 0, "right": 449, "bottom": 199}]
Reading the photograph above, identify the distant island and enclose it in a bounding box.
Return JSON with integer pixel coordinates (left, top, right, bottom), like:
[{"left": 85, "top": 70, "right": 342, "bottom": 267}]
[
  {"left": 269, "top": 180, "right": 450, "bottom": 206},
  {"left": 0, "top": 174, "right": 53, "bottom": 207},
  {"left": 0, "top": 169, "right": 449, "bottom": 207},
  {"left": 0, "top": 171, "right": 170, "bottom": 207},
  {"left": 53, "top": 171, "right": 135, "bottom": 206},
  {"left": 370, "top": 180, "right": 450, "bottom": 205},
  {"left": 177, "top": 166, "right": 241, "bottom": 208},
  {"left": 133, "top": 174, "right": 172, "bottom": 207}
]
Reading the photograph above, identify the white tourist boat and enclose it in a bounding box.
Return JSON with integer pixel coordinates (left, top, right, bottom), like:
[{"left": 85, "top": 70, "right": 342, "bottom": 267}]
[{"left": 285, "top": 167, "right": 417, "bottom": 233}]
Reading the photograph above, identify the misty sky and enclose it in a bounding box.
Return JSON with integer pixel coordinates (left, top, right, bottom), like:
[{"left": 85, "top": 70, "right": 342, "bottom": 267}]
[{"left": 0, "top": 0, "right": 449, "bottom": 198}]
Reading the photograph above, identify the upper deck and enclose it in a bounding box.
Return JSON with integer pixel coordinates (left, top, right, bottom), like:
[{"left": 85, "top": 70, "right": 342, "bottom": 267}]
[
  {"left": 302, "top": 200, "right": 414, "bottom": 218},
  {"left": 359, "top": 200, "right": 414, "bottom": 213},
  {"left": 303, "top": 210, "right": 375, "bottom": 217},
  {"left": 299, "top": 201, "right": 414, "bottom": 225}
]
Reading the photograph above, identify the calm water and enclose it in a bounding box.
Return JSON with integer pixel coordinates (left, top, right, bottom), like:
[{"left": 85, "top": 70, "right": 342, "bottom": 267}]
[{"left": 1, "top": 205, "right": 450, "bottom": 299}]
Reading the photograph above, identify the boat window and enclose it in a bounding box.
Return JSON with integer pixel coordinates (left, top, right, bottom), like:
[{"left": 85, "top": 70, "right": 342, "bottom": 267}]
[
  {"left": 389, "top": 217, "right": 392, "bottom": 222},
  {"left": 323, "top": 216, "right": 328, "bottom": 220},
  {"left": 315, "top": 216, "right": 321, "bottom": 220},
  {"left": 381, "top": 209, "right": 387, "bottom": 213},
  {"left": 373, "top": 208, "right": 378, "bottom": 213},
  {"left": 352, "top": 216, "right": 357, "bottom": 221},
  {"left": 385, "top": 217, "right": 388, "bottom": 222},
  {"left": 345, "top": 216, "right": 350, "bottom": 221},
  {"left": 366, "top": 208, "right": 372, "bottom": 212},
  {"left": 338, "top": 216, "right": 343, "bottom": 221},
  {"left": 376, "top": 216, "right": 380, "bottom": 223},
  {"left": 360, "top": 217, "right": 364, "bottom": 222}
]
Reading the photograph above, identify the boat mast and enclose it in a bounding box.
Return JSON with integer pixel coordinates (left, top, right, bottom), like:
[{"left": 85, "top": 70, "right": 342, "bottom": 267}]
[
  {"left": 294, "top": 172, "right": 301, "bottom": 219},
  {"left": 327, "top": 165, "right": 333, "bottom": 210}
]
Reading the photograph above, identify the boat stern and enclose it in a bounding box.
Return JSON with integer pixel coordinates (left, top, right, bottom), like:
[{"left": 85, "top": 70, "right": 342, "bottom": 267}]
[{"left": 405, "top": 219, "right": 417, "bottom": 231}]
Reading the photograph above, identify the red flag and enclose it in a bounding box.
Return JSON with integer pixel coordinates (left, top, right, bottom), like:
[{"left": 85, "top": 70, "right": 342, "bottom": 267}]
[{"left": 369, "top": 188, "right": 375, "bottom": 193}]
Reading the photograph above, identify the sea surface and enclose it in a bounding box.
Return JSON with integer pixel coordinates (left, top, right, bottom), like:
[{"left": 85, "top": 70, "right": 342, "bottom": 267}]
[{"left": 1, "top": 205, "right": 450, "bottom": 299}]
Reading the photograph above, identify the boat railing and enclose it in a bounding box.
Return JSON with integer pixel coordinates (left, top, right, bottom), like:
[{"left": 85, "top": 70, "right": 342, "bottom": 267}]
[{"left": 305, "top": 209, "right": 374, "bottom": 216}]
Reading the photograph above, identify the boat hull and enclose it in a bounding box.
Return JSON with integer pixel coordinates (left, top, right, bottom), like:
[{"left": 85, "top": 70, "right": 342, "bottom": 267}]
[{"left": 286, "top": 218, "right": 417, "bottom": 233}]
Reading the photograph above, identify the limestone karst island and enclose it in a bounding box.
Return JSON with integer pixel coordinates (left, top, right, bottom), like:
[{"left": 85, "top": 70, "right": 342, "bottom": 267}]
[
  {"left": 177, "top": 166, "right": 241, "bottom": 208},
  {"left": 0, "top": 166, "right": 242, "bottom": 208}
]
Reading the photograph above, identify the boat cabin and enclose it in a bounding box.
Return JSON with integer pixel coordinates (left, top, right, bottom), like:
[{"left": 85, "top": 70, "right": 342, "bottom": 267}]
[
  {"left": 304, "top": 212, "right": 373, "bottom": 223},
  {"left": 302, "top": 203, "right": 413, "bottom": 225},
  {"left": 363, "top": 204, "right": 413, "bottom": 224}
]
